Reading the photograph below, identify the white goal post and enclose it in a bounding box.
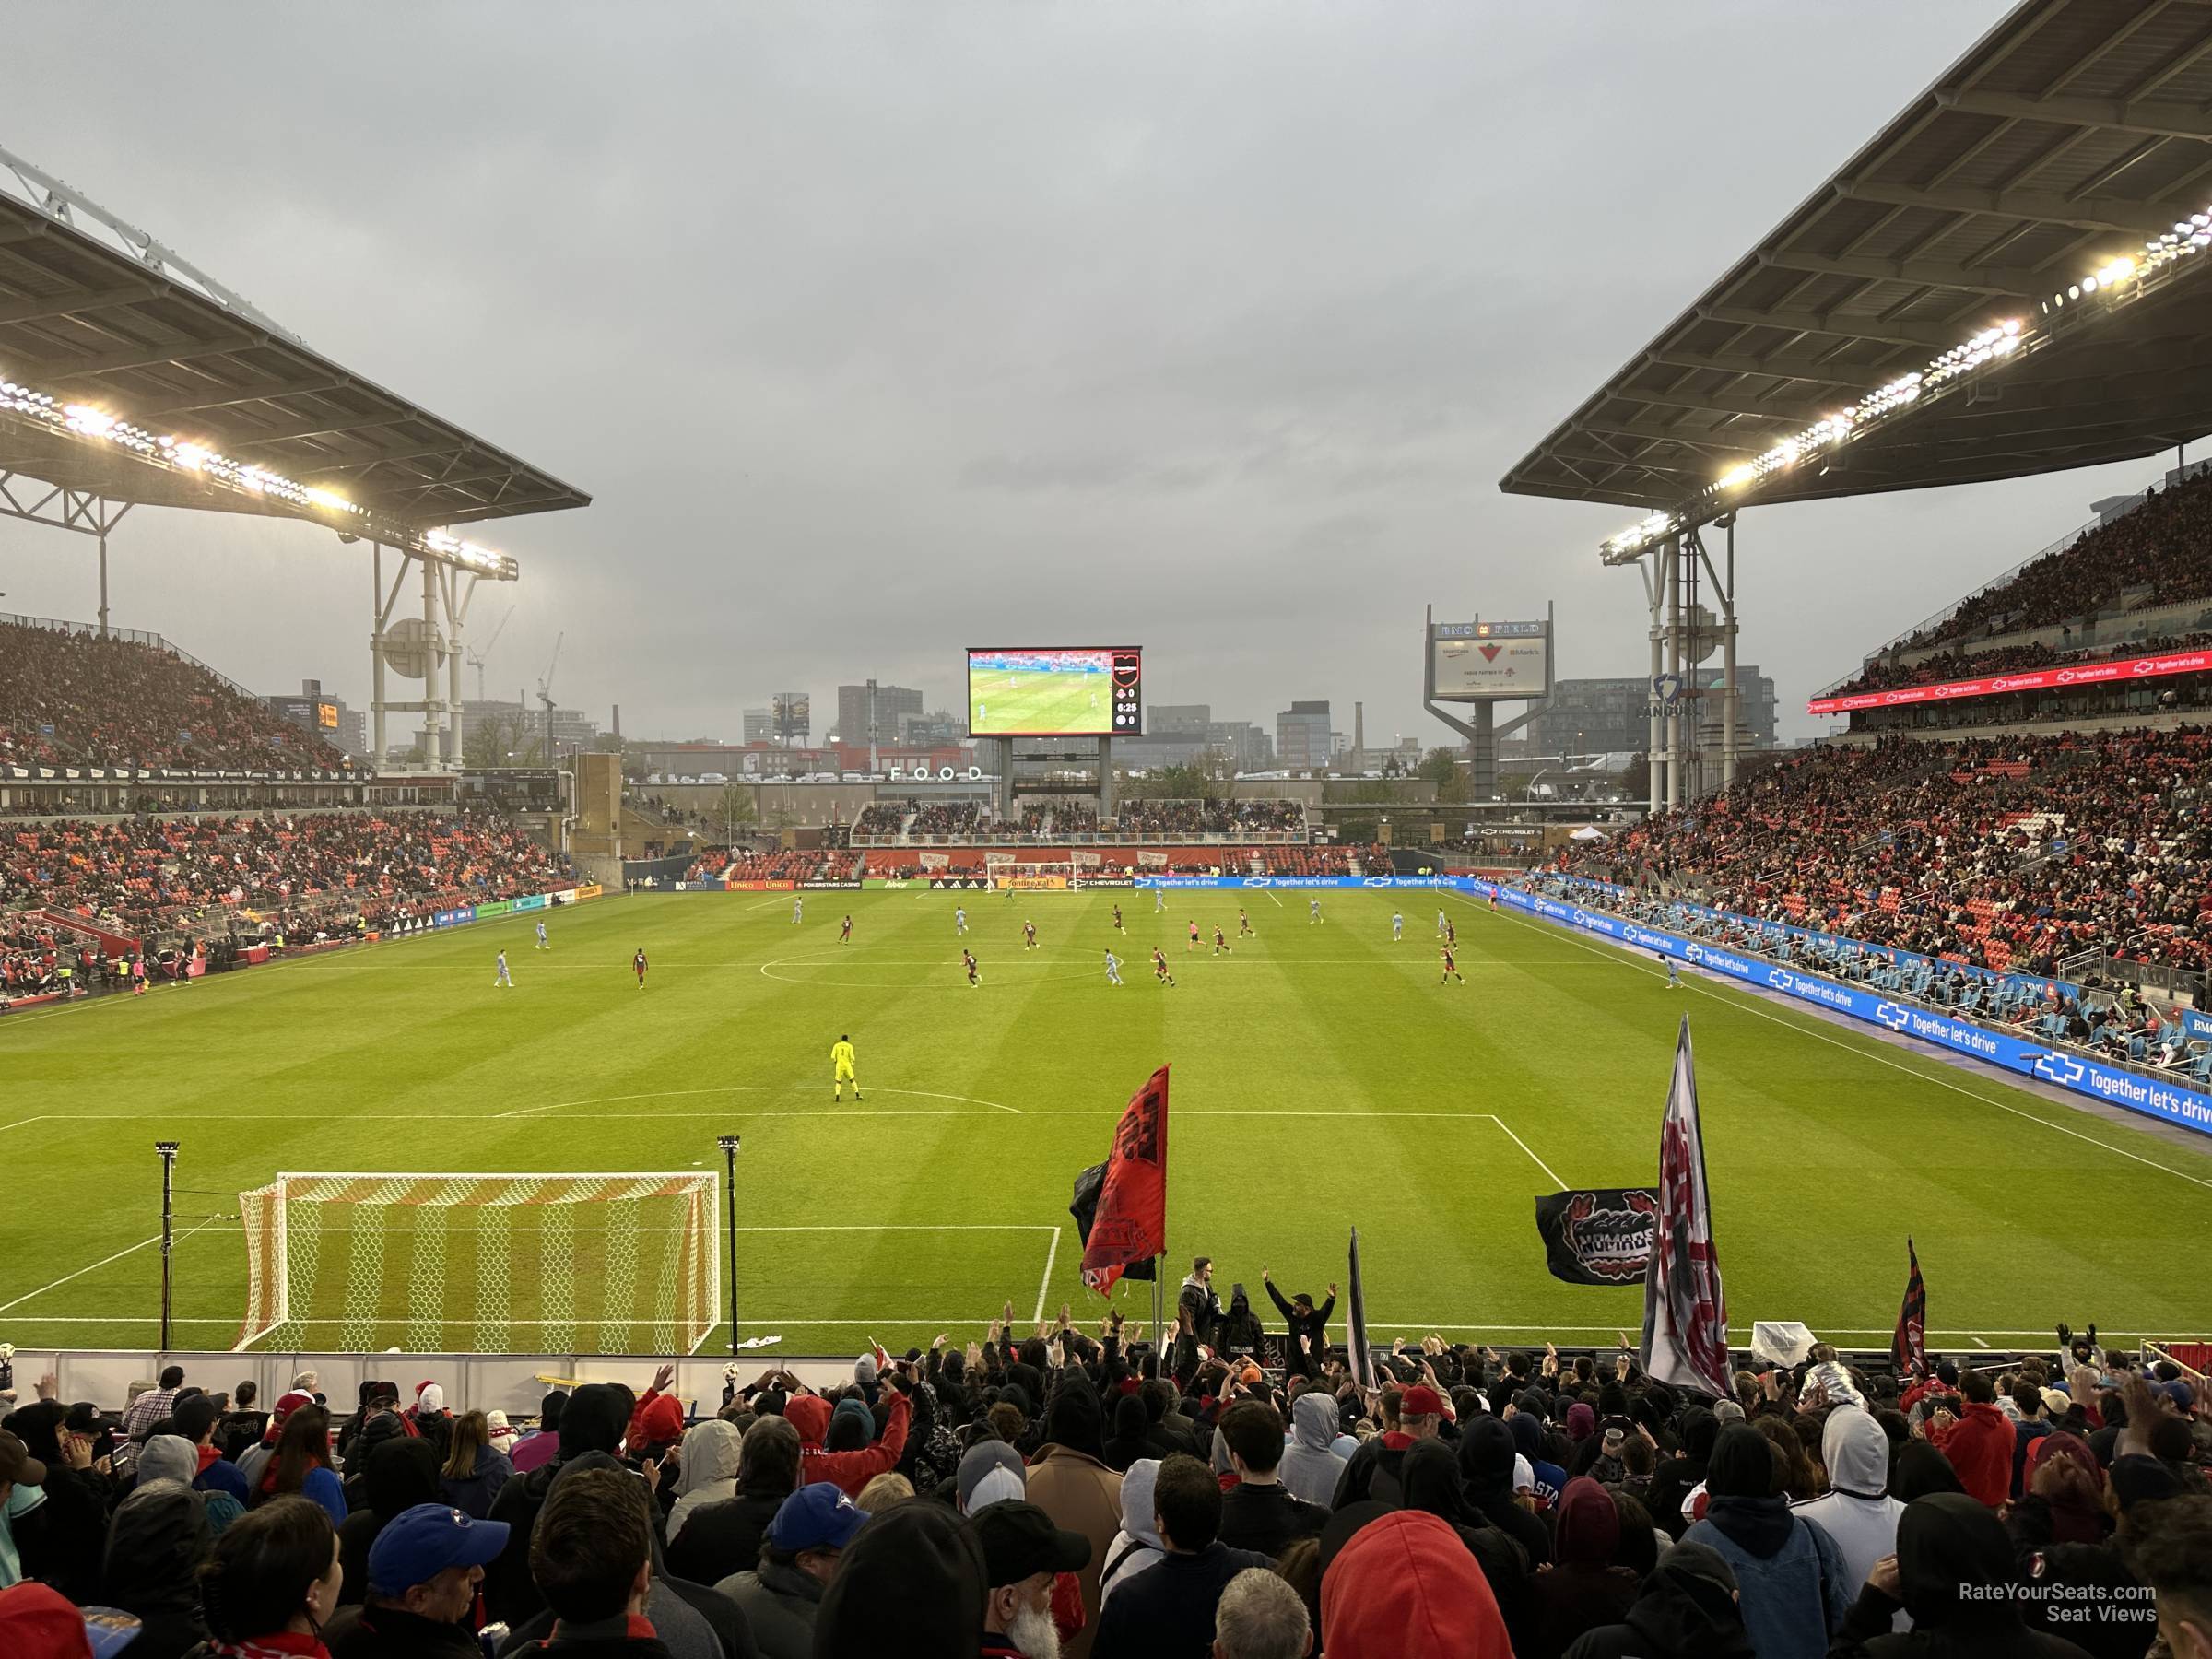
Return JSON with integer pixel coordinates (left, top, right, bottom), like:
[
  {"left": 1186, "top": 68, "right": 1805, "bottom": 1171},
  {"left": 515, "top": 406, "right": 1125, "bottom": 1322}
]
[{"left": 235, "top": 1171, "right": 721, "bottom": 1356}]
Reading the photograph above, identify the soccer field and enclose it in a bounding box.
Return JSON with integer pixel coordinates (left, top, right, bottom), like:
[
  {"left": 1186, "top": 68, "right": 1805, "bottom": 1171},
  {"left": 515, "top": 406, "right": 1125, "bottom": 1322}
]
[
  {"left": 6, "top": 888, "right": 2210, "bottom": 1358},
  {"left": 969, "top": 665, "right": 1109, "bottom": 735}
]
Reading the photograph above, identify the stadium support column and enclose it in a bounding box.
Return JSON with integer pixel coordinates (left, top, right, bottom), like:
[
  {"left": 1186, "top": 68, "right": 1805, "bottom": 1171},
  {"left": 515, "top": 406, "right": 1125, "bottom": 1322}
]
[
  {"left": 371, "top": 544, "right": 388, "bottom": 770},
  {"left": 1099, "top": 735, "right": 1115, "bottom": 818},
  {"left": 155, "top": 1140, "right": 179, "bottom": 1353},
  {"left": 1665, "top": 538, "right": 1683, "bottom": 811},
  {"left": 441, "top": 567, "right": 469, "bottom": 771},
  {"left": 1643, "top": 557, "right": 1663, "bottom": 818},
  {"left": 995, "top": 737, "right": 1014, "bottom": 821},
  {"left": 1696, "top": 516, "right": 1740, "bottom": 791},
  {"left": 419, "top": 559, "right": 444, "bottom": 765}
]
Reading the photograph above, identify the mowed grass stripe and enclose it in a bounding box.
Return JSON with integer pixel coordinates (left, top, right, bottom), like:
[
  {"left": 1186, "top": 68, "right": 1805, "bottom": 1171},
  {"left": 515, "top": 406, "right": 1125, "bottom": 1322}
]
[{"left": 4, "top": 889, "right": 2209, "bottom": 1352}]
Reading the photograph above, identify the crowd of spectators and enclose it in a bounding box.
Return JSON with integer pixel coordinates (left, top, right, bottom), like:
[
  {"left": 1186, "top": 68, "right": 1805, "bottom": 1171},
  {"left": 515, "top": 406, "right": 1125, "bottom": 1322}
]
[
  {"left": 1112, "top": 801, "right": 1306, "bottom": 840},
  {"left": 1897, "top": 469, "right": 2212, "bottom": 654},
  {"left": 0, "top": 810, "right": 571, "bottom": 956},
  {"left": 1826, "top": 631, "right": 2212, "bottom": 702},
  {"left": 680, "top": 851, "right": 853, "bottom": 886},
  {"left": 2, "top": 1300, "right": 2206, "bottom": 1659},
  {"left": 1560, "top": 728, "right": 2212, "bottom": 978},
  {"left": 0, "top": 621, "right": 349, "bottom": 775}
]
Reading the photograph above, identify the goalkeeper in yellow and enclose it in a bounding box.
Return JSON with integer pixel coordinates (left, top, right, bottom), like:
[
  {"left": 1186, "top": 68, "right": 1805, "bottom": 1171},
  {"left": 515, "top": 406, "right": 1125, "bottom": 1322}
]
[{"left": 830, "top": 1033, "right": 862, "bottom": 1100}]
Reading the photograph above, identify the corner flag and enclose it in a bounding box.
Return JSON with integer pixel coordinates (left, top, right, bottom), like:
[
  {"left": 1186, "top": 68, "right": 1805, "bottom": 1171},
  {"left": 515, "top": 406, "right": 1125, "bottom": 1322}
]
[
  {"left": 1891, "top": 1238, "right": 1927, "bottom": 1379},
  {"left": 1638, "top": 1016, "right": 1731, "bottom": 1398},
  {"left": 1078, "top": 1065, "right": 1169, "bottom": 1294}
]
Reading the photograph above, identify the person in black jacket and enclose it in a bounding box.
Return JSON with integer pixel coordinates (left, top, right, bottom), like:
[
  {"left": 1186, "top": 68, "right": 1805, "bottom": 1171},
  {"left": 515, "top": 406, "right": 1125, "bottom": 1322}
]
[
  {"left": 484, "top": 1383, "right": 629, "bottom": 1628},
  {"left": 1215, "top": 1404, "right": 1327, "bottom": 1558},
  {"left": 1091, "top": 1455, "right": 1269, "bottom": 1659},
  {"left": 101, "top": 1479, "right": 211, "bottom": 1659},
  {"left": 1260, "top": 1271, "right": 1336, "bottom": 1381},
  {"left": 664, "top": 1416, "right": 801, "bottom": 1587},
  {"left": 1562, "top": 1539, "right": 1754, "bottom": 1659},
  {"left": 1175, "top": 1259, "right": 1223, "bottom": 1354}
]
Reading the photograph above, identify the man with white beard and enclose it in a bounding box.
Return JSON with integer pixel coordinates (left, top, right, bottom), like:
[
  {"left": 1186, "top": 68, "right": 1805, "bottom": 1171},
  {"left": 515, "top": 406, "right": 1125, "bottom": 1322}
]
[{"left": 974, "top": 1500, "right": 1093, "bottom": 1659}]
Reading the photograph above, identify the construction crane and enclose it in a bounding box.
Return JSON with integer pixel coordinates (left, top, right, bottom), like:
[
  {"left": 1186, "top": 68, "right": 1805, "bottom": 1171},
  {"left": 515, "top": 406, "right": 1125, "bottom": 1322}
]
[
  {"left": 465, "top": 604, "right": 515, "bottom": 706},
  {"left": 536, "top": 632, "right": 564, "bottom": 763}
]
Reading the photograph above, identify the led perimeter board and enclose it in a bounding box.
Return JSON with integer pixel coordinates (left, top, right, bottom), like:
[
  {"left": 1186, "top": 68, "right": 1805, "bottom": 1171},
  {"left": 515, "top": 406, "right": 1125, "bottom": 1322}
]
[{"left": 968, "top": 647, "right": 1143, "bottom": 736}]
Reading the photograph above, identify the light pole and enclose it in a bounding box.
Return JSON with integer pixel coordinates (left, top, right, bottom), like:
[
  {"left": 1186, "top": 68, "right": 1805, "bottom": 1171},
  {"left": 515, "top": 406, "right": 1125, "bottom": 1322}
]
[
  {"left": 155, "top": 1141, "right": 180, "bottom": 1353},
  {"left": 716, "top": 1135, "right": 741, "bottom": 1352}
]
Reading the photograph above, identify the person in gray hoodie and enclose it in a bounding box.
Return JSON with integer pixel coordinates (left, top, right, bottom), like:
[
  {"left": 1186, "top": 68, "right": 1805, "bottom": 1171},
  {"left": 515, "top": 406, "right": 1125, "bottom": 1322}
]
[
  {"left": 1098, "top": 1457, "right": 1164, "bottom": 1607},
  {"left": 1794, "top": 1406, "right": 1907, "bottom": 1609},
  {"left": 1278, "top": 1393, "right": 1349, "bottom": 1510},
  {"left": 666, "top": 1420, "right": 744, "bottom": 1545}
]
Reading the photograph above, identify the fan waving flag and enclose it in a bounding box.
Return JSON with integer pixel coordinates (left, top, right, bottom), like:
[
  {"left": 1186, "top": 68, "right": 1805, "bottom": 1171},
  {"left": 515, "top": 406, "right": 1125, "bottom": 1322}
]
[
  {"left": 1346, "top": 1228, "right": 1375, "bottom": 1393},
  {"left": 1078, "top": 1064, "right": 1170, "bottom": 1294},
  {"left": 1639, "top": 1016, "right": 1732, "bottom": 1398},
  {"left": 1891, "top": 1238, "right": 1927, "bottom": 1379}
]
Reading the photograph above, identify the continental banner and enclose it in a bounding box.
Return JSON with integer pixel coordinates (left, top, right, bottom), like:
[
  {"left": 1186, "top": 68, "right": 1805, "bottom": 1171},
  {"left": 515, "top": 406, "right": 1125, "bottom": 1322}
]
[{"left": 513, "top": 894, "right": 548, "bottom": 912}]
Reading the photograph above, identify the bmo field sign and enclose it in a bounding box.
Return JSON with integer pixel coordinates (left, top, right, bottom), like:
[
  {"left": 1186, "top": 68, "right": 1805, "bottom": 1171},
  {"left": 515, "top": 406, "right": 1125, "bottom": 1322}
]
[{"left": 1430, "top": 619, "right": 1550, "bottom": 700}]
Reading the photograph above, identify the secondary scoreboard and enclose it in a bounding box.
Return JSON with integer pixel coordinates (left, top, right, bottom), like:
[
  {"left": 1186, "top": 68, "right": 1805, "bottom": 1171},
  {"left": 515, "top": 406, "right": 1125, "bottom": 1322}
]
[{"left": 1430, "top": 619, "right": 1550, "bottom": 700}]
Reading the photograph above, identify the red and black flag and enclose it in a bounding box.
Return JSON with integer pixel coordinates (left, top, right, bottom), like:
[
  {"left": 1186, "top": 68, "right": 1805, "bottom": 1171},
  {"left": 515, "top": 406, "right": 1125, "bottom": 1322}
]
[
  {"left": 1639, "top": 1016, "right": 1731, "bottom": 1399},
  {"left": 1891, "top": 1238, "right": 1927, "bottom": 1379},
  {"left": 1078, "top": 1065, "right": 1169, "bottom": 1294}
]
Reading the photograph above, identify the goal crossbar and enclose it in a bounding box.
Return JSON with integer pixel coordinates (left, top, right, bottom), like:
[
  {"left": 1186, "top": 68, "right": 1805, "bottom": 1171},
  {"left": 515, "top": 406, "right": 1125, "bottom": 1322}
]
[{"left": 235, "top": 1170, "right": 722, "bottom": 1356}]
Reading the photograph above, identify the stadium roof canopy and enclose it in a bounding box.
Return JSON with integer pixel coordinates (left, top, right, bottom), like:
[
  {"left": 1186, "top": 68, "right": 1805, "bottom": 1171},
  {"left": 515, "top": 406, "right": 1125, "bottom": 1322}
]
[
  {"left": 1500, "top": 0, "right": 2212, "bottom": 560},
  {"left": 0, "top": 145, "right": 586, "bottom": 561}
]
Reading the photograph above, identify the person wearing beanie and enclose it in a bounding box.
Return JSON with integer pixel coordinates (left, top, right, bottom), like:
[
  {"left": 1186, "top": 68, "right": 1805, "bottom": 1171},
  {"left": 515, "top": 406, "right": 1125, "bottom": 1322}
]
[
  {"left": 1929, "top": 1371, "right": 2014, "bottom": 1509},
  {"left": 336, "top": 1438, "right": 441, "bottom": 1609},
  {"left": 485, "top": 1408, "right": 520, "bottom": 1459},
  {"left": 1319, "top": 1508, "right": 1512, "bottom": 1659},
  {"left": 812, "top": 1496, "right": 987, "bottom": 1659},
  {"left": 1650, "top": 1406, "right": 1719, "bottom": 1539},
  {"left": 485, "top": 1382, "right": 629, "bottom": 1627},
  {"left": 1505, "top": 1402, "right": 1568, "bottom": 1513},
  {"left": 1791, "top": 1406, "right": 1904, "bottom": 1597},
  {"left": 409, "top": 1382, "right": 453, "bottom": 1464},
  {"left": 239, "top": 1389, "right": 316, "bottom": 1492},
  {"left": 1024, "top": 1375, "right": 1122, "bottom": 1659},
  {"left": 1561, "top": 1539, "right": 1755, "bottom": 1659},
  {"left": 1681, "top": 1424, "right": 1850, "bottom": 1659},
  {"left": 1091, "top": 1453, "right": 1269, "bottom": 1659}
]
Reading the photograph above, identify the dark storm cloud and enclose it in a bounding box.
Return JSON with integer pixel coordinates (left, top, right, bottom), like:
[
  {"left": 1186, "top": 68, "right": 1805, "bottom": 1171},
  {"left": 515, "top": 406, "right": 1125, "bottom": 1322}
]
[{"left": 0, "top": 1, "right": 2155, "bottom": 747}]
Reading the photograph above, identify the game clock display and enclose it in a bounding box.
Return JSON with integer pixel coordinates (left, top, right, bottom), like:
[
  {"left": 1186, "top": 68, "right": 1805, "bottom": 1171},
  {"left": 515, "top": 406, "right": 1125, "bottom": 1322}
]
[{"left": 967, "top": 647, "right": 1144, "bottom": 737}]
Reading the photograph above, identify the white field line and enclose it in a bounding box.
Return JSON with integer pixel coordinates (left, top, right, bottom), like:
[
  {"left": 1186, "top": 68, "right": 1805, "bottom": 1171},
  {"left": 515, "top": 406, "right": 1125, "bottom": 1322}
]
[
  {"left": 0, "top": 1212, "right": 229, "bottom": 1314},
  {"left": 1448, "top": 891, "right": 2212, "bottom": 1194},
  {"left": 1265, "top": 889, "right": 1283, "bottom": 907},
  {"left": 6, "top": 1108, "right": 1508, "bottom": 1123},
  {"left": 1483, "top": 1115, "right": 1568, "bottom": 1189},
  {"left": 1033, "top": 1226, "right": 1062, "bottom": 1324}
]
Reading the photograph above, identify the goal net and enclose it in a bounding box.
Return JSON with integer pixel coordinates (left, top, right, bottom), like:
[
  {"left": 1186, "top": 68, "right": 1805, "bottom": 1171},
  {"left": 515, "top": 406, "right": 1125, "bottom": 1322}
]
[{"left": 234, "top": 1171, "right": 720, "bottom": 1355}]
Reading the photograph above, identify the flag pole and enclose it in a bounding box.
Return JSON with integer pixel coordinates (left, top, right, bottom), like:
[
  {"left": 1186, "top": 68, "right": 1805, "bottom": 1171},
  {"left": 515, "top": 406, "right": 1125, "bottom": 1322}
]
[{"left": 1151, "top": 1256, "right": 1164, "bottom": 1355}]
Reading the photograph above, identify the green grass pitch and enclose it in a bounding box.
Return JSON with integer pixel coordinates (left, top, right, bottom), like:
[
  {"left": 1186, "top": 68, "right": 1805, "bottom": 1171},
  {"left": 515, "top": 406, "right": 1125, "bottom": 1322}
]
[
  {"left": 5, "top": 888, "right": 2209, "bottom": 1358},
  {"left": 969, "top": 665, "right": 1112, "bottom": 735}
]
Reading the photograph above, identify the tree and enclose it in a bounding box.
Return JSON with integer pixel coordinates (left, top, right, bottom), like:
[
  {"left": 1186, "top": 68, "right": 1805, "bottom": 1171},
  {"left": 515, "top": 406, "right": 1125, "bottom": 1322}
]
[
  {"left": 465, "top": 708, "right": 541, "bottom": 771},
  {"left": 1419, "top": 747, "right": 1467, "bottom": 803},
  {"left": 717, "top": 784, "right": 759, "bottom": 842},
  {"left": 1123, "top": 761, "right": 1210, "bottom": 802}
]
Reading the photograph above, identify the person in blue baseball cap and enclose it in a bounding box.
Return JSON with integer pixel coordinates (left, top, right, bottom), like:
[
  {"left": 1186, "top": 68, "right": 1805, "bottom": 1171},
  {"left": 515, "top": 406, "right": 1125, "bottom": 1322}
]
[
  {"left": 321, "top": 1501, "right": 509, "bottom": 1659},
  {"left": 717, "top": 1481, "right": 869, "bottom": 1657}
]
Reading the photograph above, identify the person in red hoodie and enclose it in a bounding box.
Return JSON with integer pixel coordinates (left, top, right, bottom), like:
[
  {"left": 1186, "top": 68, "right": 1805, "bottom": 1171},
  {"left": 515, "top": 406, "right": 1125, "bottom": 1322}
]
[
  {"left": 1931, "top": 1369, "right": 2015, "bottom": 1507},
  {"left": 782, "top": 1384, "right": 911, "bottom": 1498},
  {"left": 1320, "top": 1508, "right": 1513, "bottom": 1659}
]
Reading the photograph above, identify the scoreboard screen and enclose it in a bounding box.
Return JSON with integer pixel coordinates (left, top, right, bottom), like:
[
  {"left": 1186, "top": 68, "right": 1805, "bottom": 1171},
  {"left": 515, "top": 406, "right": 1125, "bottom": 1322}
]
[
  {"left": 316, "top": 701, "right": 340, "bottom": 730},
  {"left": 967, "top": 647, "right": 1143, "bottom": 737},
  {"left": 1431, "top": 619, "right": 1550, "bottom": 700}
]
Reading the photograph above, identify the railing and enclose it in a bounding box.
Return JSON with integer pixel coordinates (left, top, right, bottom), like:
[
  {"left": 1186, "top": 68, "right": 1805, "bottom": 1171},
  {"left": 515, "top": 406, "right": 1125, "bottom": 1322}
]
[{"left": 0, "top": 610, "right": 265, "bottom": 703}]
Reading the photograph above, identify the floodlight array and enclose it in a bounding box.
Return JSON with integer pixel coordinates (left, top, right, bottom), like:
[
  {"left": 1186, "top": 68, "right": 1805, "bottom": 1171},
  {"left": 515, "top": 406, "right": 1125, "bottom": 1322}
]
[
  {"left": 1596, "top": 200, "right": 2212, "bottom": 561},
  {"left": 0, "top": 367, "right": 515, "bottom": 577}
]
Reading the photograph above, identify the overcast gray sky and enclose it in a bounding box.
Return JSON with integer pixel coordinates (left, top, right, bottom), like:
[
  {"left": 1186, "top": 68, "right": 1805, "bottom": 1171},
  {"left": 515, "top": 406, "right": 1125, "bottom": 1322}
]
[{"left": 0, "top": 1, "right": 2174, "bottom": 749}]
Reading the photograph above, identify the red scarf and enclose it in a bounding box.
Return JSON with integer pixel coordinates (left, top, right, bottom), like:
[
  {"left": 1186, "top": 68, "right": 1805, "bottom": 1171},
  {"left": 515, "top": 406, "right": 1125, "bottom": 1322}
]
[{"left": 205, "top": 1634, "right": 330, "bottom": 1659}]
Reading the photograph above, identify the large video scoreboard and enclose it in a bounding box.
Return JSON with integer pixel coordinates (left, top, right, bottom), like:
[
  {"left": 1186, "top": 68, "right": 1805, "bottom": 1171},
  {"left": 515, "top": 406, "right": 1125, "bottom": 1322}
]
[{"left": 968, "top": 647, "right": 1144, "bottom": 737}]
